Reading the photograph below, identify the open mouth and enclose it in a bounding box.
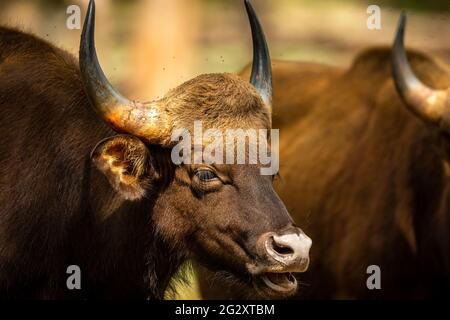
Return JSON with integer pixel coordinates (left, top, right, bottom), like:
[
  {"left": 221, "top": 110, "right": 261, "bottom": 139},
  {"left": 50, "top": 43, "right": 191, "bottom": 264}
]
[
  {"left": 261, "top": 272, "right": 297, "bottom": 292},
  {"left": 253, "top": 272, "right": 298, "bottom": 298}
]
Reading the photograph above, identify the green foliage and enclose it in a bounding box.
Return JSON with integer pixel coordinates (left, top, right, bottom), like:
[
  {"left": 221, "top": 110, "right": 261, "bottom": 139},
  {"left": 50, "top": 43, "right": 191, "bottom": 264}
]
[
  {"left": 377, "top": 0, "right": 450, "bottom": 11},
  {"left": 276, "top": 0, "right": 450, "bottom": 12}
]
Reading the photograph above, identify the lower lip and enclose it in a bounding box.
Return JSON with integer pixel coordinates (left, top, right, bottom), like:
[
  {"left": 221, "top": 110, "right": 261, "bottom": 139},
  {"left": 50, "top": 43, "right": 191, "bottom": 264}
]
[{"left": 261, "top": 272, "right": 297, "bottom": 293}]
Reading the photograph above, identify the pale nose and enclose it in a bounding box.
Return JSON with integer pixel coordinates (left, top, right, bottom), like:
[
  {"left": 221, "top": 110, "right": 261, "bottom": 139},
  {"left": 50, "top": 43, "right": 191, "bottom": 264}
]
[{"left": 265, "top": 229, "right": 312, "bottom": 272}]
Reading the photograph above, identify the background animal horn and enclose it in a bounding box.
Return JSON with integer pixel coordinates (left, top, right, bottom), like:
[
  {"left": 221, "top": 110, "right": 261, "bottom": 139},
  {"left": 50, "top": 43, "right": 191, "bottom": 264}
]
[
  {"left": 392, "top": 12, "right": 449, "bottom": 126},
  {"left": 245, "top": 0, "right": 273, "bottom": 107},
  {"left": 79, "top": 0, "right": 169, "bottom": 145}
]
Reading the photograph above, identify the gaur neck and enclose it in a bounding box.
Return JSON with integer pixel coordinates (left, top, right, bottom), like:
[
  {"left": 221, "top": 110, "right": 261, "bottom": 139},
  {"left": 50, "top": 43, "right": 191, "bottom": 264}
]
[
  {"left": 79, "top": 156, "right": 186, "bottom": 299},
  {"left": 408, "top": 128, "right": 450, "bottom": 280}
]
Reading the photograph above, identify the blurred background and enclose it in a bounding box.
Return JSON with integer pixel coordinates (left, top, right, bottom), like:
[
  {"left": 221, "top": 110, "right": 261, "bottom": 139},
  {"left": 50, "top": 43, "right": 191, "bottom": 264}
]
[{"left": 1, "top": 0, "right": 448, "bottom": 299}]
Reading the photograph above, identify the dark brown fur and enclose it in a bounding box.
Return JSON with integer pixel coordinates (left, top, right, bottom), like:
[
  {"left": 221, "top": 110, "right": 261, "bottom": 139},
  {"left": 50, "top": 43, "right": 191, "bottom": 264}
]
[
  {"left": 0, "top": 26, "right": 301, "bottom": 299},
  {"left": 0, "top": 27, "right": 172, "bottom": 299},
  {"left": 199, "top": 48, "right": 450, "bottom": 299}
]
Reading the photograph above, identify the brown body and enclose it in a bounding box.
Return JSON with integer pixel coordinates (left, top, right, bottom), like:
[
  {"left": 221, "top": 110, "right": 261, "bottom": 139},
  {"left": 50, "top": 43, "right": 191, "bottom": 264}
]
[
  {"left": 199, "top": 48, "right": 450, "bottom": 299},
  {"left": 0, "top": 0, "right": 313, "bottom": 299},
  {"left": 0, "top": 27, "right": 162, "bottom": 298}
]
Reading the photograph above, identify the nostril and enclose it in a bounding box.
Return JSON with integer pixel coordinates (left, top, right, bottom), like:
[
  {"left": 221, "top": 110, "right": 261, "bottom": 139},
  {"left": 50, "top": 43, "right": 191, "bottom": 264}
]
[
  {"left": 262, "top": 231, "right": 312, "bottom": 272},
  {"left": 270, "top": 236, "right": 294, "bottom": 256}
]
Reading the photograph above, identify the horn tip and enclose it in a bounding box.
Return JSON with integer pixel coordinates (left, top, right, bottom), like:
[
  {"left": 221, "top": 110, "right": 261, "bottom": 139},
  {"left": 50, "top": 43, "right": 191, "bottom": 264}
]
[
  {"left": 394, "top": 11, "right": 408, "bottom": 46},
  {"left": 83, "top": 0, "right": 96, "bottom": 30},
  {"left": 399, "top": 11, "right": 407, "bottom": 30},
  {"left": 400, "top": 10, "right": 407, "bottom": 21},
  {"left": 86, "top": 0, "right": 95, "bottom": 16},
  {"left": 244, "top": 0, "right": 254, "bottom": 13}
]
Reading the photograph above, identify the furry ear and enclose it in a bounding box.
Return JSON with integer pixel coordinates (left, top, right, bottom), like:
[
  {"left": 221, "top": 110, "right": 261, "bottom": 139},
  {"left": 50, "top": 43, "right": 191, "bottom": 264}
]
[{"left": 91, "top": 135, "right": 151, "bottom": 200}]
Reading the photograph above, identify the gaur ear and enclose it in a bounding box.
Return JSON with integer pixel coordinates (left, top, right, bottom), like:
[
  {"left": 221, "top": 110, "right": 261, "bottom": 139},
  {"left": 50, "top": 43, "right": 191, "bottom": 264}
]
[{"left": 91, "top": 135, "right": 151, "bottom": 200}]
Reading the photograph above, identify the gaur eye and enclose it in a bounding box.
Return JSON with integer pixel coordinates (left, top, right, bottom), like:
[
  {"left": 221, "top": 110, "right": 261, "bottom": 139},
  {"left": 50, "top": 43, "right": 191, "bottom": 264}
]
[{"left": 195, "top": 169, "right": 217, "bottom": 182}]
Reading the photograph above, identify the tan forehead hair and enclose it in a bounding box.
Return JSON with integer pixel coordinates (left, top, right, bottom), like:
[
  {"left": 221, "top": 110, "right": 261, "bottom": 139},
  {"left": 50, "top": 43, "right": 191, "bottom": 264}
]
[{"left": 160, "top": 73, "right": 271, "bottom": 132}]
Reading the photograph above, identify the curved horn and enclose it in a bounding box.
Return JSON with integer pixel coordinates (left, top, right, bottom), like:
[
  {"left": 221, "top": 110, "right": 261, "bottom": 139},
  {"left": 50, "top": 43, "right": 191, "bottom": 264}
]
[
  {"left": 245, "top": 0, "right": 273, "bottom": 107},
  {"left": 80, "top": 0, "right": 169, "bottom": 144},
  {"left": 392, "top": 12, "right": 449, "bottom": 126}
]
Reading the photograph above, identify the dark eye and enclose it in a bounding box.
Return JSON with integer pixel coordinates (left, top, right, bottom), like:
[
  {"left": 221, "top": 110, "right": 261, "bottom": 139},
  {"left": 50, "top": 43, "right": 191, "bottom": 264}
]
[{"left": 195, "top": 169, "right": 217, "bottom": 182}]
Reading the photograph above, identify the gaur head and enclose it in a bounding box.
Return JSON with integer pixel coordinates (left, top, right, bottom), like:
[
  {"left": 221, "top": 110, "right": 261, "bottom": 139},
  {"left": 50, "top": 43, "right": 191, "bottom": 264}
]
[
  {"left": 392, "top": 13, "right": 450, "bottom": 274},
  {"left": 392, "top": 12, "right": 450, "bottom": 133},
  {"left": 392, "top": 15, "right": 450, "bottom": 183},
  {"left": 81, "top": 0, "right": 311, "bottom": 298}
]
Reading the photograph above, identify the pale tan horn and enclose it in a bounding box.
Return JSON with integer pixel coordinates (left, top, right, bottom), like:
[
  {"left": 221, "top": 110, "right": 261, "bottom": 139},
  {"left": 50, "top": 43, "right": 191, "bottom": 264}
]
[
  {"left": 79, "top": 0, "right": 170, "bottom": 145},
  {"left": 392, "top": 12, "right": 449, "bottom": 128}
]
